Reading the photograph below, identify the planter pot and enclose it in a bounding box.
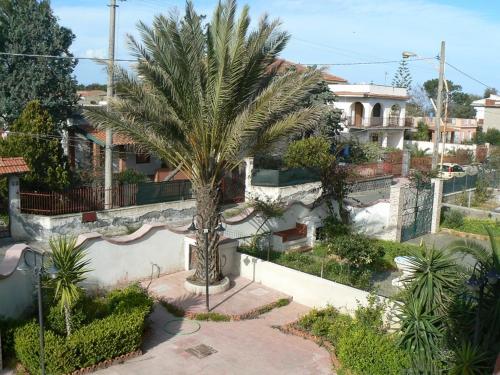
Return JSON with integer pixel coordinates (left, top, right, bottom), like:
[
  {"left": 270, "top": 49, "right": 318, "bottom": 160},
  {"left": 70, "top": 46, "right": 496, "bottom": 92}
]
[{"left": 184, "top": 276, "right": 230, "bottom": 295}]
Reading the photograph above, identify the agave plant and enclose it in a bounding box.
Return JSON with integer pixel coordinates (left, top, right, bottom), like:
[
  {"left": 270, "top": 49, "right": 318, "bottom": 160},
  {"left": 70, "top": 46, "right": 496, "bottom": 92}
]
[
  {"left": 49, "top": 235, "right": 90, "bottom": 336},
  {"left": 85, "top": 0, "right": 324, "bottom": 284}
]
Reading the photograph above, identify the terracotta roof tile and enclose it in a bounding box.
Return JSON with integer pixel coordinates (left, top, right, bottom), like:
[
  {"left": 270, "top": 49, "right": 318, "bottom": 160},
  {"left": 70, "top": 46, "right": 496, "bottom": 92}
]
[
  {"left": 0, "top": 157, "right": 30, "bottom": 175},
  {"left": 77, "top": 124, "right": 134, "bottom": 146},
  {"left": 269, "top": 59, "right": 347, "bottom": 83}
]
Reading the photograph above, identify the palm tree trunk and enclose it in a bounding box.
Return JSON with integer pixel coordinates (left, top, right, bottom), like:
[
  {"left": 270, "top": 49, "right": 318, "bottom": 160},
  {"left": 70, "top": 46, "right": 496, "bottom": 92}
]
[
  {"left": 64, "top": 303, "right": 72, "bottom": 337},
  {"left": 191, "top": 183, "right": 222, "bottom": 284}
]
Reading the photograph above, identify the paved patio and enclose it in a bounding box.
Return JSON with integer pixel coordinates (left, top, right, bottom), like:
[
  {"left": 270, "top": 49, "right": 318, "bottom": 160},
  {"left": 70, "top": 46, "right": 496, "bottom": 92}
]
[
  {"left": 144, "top": 271, "right": 290, "bottom": 316},
  {"left": 97, "top": 301, "right": 334, "bottom": 375}
]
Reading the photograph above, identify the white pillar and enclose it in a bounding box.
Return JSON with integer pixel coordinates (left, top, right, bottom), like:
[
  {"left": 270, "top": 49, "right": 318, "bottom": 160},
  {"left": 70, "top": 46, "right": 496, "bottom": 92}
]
[
  {"left": 388, "top": 183, "right": 404, "bottom": 242},
  {"left": 8, "top": 175, "right": 25, "bottom": 240},
  {"left": 381, "top": 132, "right": 388, "bottom": 148},
  {"left": 402, "top": 150, "right": 410, "bottom": 177},
  {"left": 298, "top": 216, "right": 322, "bottom": 248},
  {"left": 244, "top": 157, "right": 254, "bottom": 201},
  {"left": 430, "top": 178, "right": 443, "bottom": 234}
]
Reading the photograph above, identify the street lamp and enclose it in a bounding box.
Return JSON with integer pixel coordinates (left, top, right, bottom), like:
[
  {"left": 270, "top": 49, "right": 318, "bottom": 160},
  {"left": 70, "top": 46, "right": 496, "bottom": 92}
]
[
  {"left": 17, "top": 249, "right": 58, "bottom": 375},
  {"left": 188, "top": 213, "right": 225, "bottom": 311}
]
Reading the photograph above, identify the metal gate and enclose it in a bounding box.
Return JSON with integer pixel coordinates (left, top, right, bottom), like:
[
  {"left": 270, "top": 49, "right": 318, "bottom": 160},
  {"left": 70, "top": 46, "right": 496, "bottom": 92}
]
[{"left": 401, "top": 183, "right": 434, "bottom": 242}]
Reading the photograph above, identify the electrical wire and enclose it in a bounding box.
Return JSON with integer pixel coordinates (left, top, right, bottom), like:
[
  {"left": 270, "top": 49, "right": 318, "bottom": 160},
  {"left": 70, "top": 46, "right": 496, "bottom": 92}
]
[{"left": 445, "top": 62, "right": 493, "bottom": 89}]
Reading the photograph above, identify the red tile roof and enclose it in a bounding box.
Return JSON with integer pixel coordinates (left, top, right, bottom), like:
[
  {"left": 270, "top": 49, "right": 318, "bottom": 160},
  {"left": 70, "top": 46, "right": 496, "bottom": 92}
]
[
  {"left": 77, "top": 124, "right": 134, "bottom": 146},
  {"left": 269, "top": 59, "right": 347, "bottom": 83},
  {"left": 0, "top": 157, "right": 29, "bottom": 175}
]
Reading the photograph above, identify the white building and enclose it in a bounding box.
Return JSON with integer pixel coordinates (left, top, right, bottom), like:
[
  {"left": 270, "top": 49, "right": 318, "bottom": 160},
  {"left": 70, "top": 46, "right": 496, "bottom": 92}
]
[
  {"left": 329, "top": 84, "right": 411, "bottom": 149},
  {"left": 472, "top": 94, "right": 500, "bottom": 131}
]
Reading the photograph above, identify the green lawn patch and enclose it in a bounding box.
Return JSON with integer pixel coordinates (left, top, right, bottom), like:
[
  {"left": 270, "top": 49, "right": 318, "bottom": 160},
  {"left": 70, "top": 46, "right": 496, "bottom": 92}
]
[{"left": 442, "top": 217, "right": 500, "bottom": 236}]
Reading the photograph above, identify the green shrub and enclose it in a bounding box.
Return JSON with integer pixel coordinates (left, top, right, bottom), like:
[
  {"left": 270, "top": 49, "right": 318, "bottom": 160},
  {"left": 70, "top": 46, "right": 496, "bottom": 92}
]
[
  {"left": 354, "top": 294, "right": 385, "bottom": 332},
  {"left": 47, "top": 304, "right": 87, "bottom": 336},
  {"left": 14, "top": 321, "right": 78, "bottom": 375},
  {"left": 107, "top": 283, "right": 153, "bottom": 314},
  {"left": 442, "top": 209, "right": 464, "bottom": 229},
  {"left": 0, "top": 317, "right": 24, "bottom": 363},
  {"left": 326, "top": 314, "right": 353, "bottom": 346},
  {"left": 320, "top": 215, "right": 351, "bottom": 240},
  {"left": 328, "top": 234, "right": 385, "bottom": 268},
  {"left": 69, "top": 309, "right": 147, "bottom": 369},
  {"left": 297, "top": 307, "right": 338, "bottom": 331},
  {"left": 14, "top": 285, "right": 152, "bottom": 375},
  {"left": 336, "top": 326, "right": 410, "bottom": 375}
]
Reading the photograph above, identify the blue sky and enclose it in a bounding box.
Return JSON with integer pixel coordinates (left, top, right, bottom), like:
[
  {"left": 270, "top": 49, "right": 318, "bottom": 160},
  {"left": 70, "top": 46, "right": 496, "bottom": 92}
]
[{"left": 51, "top": 0, "right": 500, "bottom": 95}]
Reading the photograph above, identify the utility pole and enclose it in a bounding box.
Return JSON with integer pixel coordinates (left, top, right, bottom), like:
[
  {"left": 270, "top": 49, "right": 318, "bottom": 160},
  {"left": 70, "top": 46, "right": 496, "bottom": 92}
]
[
  {"left": 105, "top": 0, "right": 117, "bottom": 209},
  {"left": 431, "top": 41, "right": 445, "bottom": 170}
]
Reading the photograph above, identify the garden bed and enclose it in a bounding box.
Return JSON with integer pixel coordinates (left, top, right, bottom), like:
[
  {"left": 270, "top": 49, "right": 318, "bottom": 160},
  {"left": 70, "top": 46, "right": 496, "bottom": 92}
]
[
  {"left": 4, "top": 284, "right": 153, "bottom": 375},
  {"left": 276, "top": 304, "right": 409, "bottom": 375},
  {"left": 238, "top": 238, "right": 421, "bottom": 292},
  {"left": 441, "top": 214, "right": 500, "bottom": 237}
]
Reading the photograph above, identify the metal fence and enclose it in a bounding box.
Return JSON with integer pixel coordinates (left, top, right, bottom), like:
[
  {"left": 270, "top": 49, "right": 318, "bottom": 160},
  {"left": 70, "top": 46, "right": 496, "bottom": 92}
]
[
  {"left": 20, "top": 180, "right": 193, "bottom": 216},
  {"left": 251, "top": 167, "right": 320, "bottom": 187},
  {"left": 442, "top": 171, "right": 499, "bottom": 195}
]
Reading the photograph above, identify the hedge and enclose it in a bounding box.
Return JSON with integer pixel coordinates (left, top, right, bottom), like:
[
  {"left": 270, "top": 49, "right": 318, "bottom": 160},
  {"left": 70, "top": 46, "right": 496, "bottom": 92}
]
[{"left": 14, "top": 285, "right": 153, "bottom": 375}]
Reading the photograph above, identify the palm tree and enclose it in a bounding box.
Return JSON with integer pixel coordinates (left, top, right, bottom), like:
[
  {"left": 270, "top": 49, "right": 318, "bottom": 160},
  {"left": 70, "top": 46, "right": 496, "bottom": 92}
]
[
  {"left": 49, "top": 236, "right": 90, "bottom": 336},
  {"left": 85, "top": 0, "right": 324, "bottom": 284}
]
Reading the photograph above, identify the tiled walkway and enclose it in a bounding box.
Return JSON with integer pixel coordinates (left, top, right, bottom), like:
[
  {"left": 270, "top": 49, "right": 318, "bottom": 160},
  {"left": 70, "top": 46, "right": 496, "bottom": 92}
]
[
  {"left": 97, "top": 301, "right": 334, "bottom": 375},
  {"left": 144, "top": 271, "right": 289, "bottom": 316}
]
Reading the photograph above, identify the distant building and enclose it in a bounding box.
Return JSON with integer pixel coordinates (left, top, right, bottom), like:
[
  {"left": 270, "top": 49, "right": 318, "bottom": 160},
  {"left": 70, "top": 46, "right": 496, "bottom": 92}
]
[
  {"left": 77, "top": 90, "right": 107, "bottom": 106},
  {"left": 472, "top": 94, "right": 500, "bottom": 131},
  {"left": 269, "top": 59, "right": 348, "bottom": 84},
  {"left": 329, "top": 84, "right": 411, "bottom": 149},
  {"left": 411, "top": 117, "right": 478, "bottom": 144}
]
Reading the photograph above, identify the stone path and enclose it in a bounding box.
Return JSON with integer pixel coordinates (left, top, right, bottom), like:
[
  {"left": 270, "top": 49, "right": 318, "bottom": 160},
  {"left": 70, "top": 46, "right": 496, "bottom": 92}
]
[
  {"left": 145, "top": 271, "right": 289, "bottom": 316},
  {"left": 96, "top": 302, "right": 334, "bottom": 375}
]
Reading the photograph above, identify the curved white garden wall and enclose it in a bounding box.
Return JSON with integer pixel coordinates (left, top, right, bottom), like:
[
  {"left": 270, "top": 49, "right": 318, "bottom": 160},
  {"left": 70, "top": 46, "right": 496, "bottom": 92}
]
[{"left": 233, "top": 252, "right": 380, "bottom": 314}]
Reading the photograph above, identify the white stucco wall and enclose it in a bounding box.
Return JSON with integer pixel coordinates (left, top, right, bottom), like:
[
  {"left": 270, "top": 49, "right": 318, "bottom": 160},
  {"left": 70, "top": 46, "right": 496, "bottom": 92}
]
[
  {"left": 350, "top": 201, "right": 391, "bottom": 239},
  {"left": 233, "top": 252, "right": 378, "bottom": 314},
  {"left": 82, "top": 227, "right": 186, "bottom": 288},
  {"left": 0, "top": 269, "right": 35, "bottom": 319},
  {"left": 404, "top": 140, "right": 478, "bottom": 154}
]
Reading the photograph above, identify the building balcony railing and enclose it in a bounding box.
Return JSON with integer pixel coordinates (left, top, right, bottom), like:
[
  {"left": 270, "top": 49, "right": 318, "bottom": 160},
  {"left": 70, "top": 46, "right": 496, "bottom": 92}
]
[{"left": 344, "top": 116, "right": 414, "bottom": 128}]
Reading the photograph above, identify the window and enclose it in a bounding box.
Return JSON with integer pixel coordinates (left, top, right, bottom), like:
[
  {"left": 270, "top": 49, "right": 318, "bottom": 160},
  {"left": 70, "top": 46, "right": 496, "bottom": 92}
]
[
  {"left": 372, "top": 103, "right": 381, "bottom": 117},
  {"left": 135, "top": 153, "right": 151, "bottom": 164},
  {"left": 371, "top": 134, "right": 379, "bottom": 143},
  {"left": 452, "top": 165, "right": 464, "bottom": 172}
]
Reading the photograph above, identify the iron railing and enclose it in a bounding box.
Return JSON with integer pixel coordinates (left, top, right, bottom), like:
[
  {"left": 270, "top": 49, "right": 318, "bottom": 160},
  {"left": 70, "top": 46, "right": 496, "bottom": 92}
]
[
  {"left": 344, "top": 116, "right": 414, "bottom": 128},
  {"left": 442, "top": 171, "right": 499, "bottom": 195},
  {"left": 20, "top": 180, "right": 193, "bottom": 216}
]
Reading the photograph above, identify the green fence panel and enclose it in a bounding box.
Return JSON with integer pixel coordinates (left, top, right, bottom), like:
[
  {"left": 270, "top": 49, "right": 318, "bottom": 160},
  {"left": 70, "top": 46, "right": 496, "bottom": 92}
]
[
  {"left": 136, "top": 180, "right": 192, "bottom": 205},
  {"left": 251, "top": 168, "right": 320, "bottom": 187}
]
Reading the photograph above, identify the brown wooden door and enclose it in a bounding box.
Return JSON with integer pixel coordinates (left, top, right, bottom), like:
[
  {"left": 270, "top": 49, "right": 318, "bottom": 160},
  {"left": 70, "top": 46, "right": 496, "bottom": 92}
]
[{"left": 354, "top": 102, "right": 364, "bottom": 127}]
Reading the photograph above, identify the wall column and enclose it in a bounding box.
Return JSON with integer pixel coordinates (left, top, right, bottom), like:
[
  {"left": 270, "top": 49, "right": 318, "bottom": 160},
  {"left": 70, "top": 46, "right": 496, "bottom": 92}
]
[
  {"left": 388, "top": 182, "right": 405, "bottom": 242},
  {"left": 244, "top": 157, "right": 254, "bottom": 201},
  {"left": 431, "top": 178, "right": 443, "bottom": 234},
  {"left": 8, "top": 175, "right": 26, "bottom": 240},
  {"left": 381, "top": 131, "right": 388, "bottom": 148},
  {"left": 402, "top": 149, "right": 410, "bottom": 177}
]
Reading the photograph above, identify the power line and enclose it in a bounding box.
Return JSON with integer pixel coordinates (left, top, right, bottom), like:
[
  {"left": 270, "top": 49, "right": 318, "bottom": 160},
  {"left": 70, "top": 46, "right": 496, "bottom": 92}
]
[
  {"left": 445, "top": 62, "right": 492, "bottom": 89},
  {"left": 0, "top": 51, "right": 136, "bottom": 62},
  {"left": 299, "top": 57, "right": 435, "bottom": 66}
]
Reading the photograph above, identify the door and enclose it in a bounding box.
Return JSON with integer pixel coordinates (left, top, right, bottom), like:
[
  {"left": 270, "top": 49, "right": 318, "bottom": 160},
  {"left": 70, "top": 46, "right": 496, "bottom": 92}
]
[{"left": 354, "top": 102, "right": 364, "bottom": 127}]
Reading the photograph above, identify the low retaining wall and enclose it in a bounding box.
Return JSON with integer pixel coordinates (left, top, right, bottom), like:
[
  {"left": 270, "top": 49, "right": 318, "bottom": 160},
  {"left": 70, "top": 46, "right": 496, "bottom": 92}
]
[
  {"left": 233, "top": 252, "right": 378, "bottom": 314},
  {"left": 11, "top": 199, "right": 196, "bottom": 241},
  {"left": 442, "top": 203, "right": 500, "bottom": 220},
  {"left": 350, "top": 175, "right": 393, "bottom": 193}
]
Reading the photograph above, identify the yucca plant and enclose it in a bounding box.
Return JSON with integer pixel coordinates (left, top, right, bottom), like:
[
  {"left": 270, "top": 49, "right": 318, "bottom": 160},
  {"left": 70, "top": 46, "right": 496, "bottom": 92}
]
[
  {"left": 449, "top": 341, "right": 490, "bottom": 375},
  {"left": 402, "top": 245, "right": 460, "bottom": 313},
  {"left": 49, "top": 235, "right": 90, "bottom": 336},
  {"left": 85, "top": 0, "right": 324, "bottom": 284},
  {"left": 397, "top": 296, "right": 444, "bottom": 363}
]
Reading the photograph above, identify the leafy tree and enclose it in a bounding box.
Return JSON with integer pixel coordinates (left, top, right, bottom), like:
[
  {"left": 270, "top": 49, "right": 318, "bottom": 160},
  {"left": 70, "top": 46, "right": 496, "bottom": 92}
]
[
  {"left": 423, "top": 79, "right": 477, "bottom": 119},
  {"left": 284, "top": 136, "right": 352, "bottom": 223},
  {"left": 483, "top": 87, "right": 497, "bottom": 98},
  {"left": 86, "top": 0, "right": 325, "bottom": 285},
  {"left": 49, "top": 235, "right": 90, "bottom": 336},
  {"left": 0, "top": 0, "right": 78, "bottom": 126},
  {"left": 485, "top": 128, "right": 500, "bottom": 145},
  {"left": 0, "top": 101, "right": 71, "bottom": 191},
  {"left": 392, "top": 59, "right": 412, "bottom": 89},
  {"left": 76, "top": 83, "right": 107, "bottom": 91},
  {"left": 414, "top": 120, "right": 430, "bottom": 141}
]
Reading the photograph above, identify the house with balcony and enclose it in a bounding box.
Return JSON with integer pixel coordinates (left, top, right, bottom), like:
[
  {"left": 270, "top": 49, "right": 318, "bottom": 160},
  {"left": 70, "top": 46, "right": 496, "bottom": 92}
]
[
  {"left": 328, "top": 84, "right": 411, "bottom": 149},
  {"left": 472, "top": 94, "right": 500, "bottom": 131},
  {"left": 411, "top": 117, "right": 478, "bottom": 143}
]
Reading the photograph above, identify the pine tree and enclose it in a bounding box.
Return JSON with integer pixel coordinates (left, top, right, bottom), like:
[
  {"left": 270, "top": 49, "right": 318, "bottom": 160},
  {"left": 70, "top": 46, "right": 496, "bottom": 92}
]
[
  {"left": 392, "top": 59, "right": 412, "bottom": 89},
  {"left": 0, "top": 0, "right": 78, "bottom": 126},
  {"left": 0, "top": 101, "right": 71, "bottom": 191}
]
